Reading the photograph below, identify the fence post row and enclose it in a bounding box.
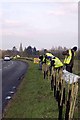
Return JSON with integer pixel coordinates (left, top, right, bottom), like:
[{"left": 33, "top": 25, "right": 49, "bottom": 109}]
[{"left": 41, "top": 64, "right": 79, "bottom": 120}]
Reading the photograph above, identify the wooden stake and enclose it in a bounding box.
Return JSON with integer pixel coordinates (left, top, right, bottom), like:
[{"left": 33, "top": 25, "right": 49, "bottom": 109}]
[
  {"left": 69, "top": 77, "right": 74, "bottom": 119},
  {"left": 70, "top": 82, "right": 78, "bottom": 119}
]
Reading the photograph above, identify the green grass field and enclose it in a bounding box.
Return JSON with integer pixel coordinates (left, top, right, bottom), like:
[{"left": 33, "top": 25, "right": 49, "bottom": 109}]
[{"left": 3, "top": 59, "right": 80, "bottom": 119}]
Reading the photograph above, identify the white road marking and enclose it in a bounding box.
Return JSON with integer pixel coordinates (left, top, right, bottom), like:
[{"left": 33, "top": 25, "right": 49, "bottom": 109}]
[
  {"left": 5, "top": 96, "right": 11, "bottom": 100},
  {"left": 13, "top": 86, "right": 16, "bottom": 89},
  {"left": 9, "top": 91, "right": 14, "bottom": 94}
]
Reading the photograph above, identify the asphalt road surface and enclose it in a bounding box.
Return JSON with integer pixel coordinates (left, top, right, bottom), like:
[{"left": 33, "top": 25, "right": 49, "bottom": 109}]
[
  {"left": 2, "top": 60, "right": 28, "bottom": 111},
  {"left": 0, "top": 60, "right": 2, "bottom": 118}
]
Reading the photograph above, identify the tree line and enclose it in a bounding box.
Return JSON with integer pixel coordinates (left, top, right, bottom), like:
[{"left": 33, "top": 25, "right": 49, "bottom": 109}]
[{"left": 0, "top": 44, "right": 80, "bottom": 60}]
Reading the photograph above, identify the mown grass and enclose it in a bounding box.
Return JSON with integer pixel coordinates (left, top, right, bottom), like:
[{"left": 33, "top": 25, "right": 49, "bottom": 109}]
[
  {"left": 4, "top": 60, "right": 58, "bottom": 118},
  {"left": 3, "top": 59, "right": 80, "bottom": 119}
]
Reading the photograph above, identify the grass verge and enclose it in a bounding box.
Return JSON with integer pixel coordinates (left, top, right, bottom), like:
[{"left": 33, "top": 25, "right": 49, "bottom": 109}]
[{"left": 4, "top": 60, "right": 58, "bottom": 118}]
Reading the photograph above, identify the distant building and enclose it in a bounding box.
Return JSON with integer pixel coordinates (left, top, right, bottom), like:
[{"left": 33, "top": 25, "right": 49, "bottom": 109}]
[{"left": 19, "top": 43, "right": 23, "bottom": 52}]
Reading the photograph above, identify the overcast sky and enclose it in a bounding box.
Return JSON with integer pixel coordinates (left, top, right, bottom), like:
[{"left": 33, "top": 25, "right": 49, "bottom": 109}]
[{"left": 0, "top": 1, "right": 78, "bottom": 50}]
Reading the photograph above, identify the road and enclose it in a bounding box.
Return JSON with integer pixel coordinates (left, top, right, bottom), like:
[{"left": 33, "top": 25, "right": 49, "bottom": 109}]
[
  {"left": 2, "top": 60, "right": 28, "bottom": 111},
  {"left": 0, "top": 60, "right": 2, "bottom": 118}
]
